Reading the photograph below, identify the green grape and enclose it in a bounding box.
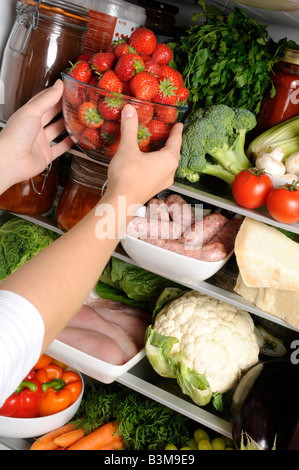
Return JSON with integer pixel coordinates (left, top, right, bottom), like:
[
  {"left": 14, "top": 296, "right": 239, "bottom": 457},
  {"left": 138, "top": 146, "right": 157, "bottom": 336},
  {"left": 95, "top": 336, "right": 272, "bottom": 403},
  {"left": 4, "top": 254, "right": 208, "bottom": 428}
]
[
  {"left": 211, "top": 437, "right": 225, "bottom": 450},
  {"left": 165, "top": 443, "right": 177, "bottom": 450},
  {"left": 198, "top": 439, "right": 212, "bottom": 450},
  {"left": 194, "top": 428, "right": 210, "bottom": 444}
]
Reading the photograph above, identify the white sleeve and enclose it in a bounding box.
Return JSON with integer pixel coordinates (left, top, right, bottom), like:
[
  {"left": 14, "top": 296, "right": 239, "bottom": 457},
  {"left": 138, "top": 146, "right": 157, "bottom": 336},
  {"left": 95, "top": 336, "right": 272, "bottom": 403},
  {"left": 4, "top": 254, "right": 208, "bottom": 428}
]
[{"left": 0, "top": 290, "right": 45, "bottom": 407}]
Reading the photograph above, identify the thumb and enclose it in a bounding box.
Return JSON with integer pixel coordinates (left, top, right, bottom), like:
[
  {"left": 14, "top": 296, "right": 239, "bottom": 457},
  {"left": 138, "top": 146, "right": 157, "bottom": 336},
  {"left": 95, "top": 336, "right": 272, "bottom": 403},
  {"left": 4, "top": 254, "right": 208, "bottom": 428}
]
[
  {"left": 25, "top": 79, "right": 64, "bottom": 117},
  {"left": 119, "top": 104, "right": 139, "bottom": 150}
]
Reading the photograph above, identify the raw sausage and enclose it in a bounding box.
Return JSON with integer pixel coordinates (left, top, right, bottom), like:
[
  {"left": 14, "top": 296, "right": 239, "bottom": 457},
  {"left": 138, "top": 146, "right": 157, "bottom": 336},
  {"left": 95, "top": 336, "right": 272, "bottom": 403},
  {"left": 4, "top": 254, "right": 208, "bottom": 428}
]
[
  {"left": 182, "top": 213, "right": 228, "bottom": 248},
  {"left": 127, "top": 216, "right": 182, "bottom": 239},
  {"left": 57, "top": 327, "right": 126, "bottom": 365},
  {"left": 146, "top": 198, "right": 170, "bottom": 221},
  {"left": 165, "top": 194, "right": 195, "bottom": 233},
  {"left": 197, "top": 217, "right": 242, "bottom": 261}
]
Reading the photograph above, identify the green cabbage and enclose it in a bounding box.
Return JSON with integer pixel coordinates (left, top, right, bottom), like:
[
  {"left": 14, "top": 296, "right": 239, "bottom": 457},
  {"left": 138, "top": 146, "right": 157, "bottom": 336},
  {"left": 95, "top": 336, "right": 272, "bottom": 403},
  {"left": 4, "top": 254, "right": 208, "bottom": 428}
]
[{"left": 0, "top": 217, "right": 59, "bottom": 281}]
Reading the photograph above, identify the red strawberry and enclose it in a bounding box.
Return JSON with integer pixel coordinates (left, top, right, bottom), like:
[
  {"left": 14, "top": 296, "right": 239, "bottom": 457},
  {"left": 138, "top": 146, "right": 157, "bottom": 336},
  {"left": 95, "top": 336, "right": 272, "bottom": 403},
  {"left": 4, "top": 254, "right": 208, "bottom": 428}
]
[
  {"left": 177, "top": 86, "right": 189, "bottom": 103},
  {"left": 114, "top": 53, "right": 145, "bottom": 82},
  {"left": 175, "top": 70, "right": 184, "bottom": 87},
  {"left": 98, "top": 95, "right": 125, "bottom": 120},
  {"left": 79, "top": 128, "right": 102, "bottom": 150},
  {"left": 86, "top": 75, "right": 100, "bottom": 101},
  {"left": 76, "top": 53, "right": 92, "bottom": 63},
  {"left": 129, "top": 27, "right": 157, "bottom": 56},
  {"left": 98, "top": 70, "right": 123, "bottom": 94},
  {"left": 78, "top": 101, "right": 104, "bottom": 129},
  {"left": 151, "top": 43, "right": 173, "bottom": 65},
  {"left": 137, "top": 122, "right": 151, "bottom": 151},
  {"left": 100, "top": 120, "right": 121, "bottom": 144},
  {"left": 143, "top": 57, "right": 162, "bottom": 77},
  {"left": 114, "top": 42, "right": 136, "bottom": 59},
  {"left": 91, "top": 51, "right": 116, "bottom": 74},
  {"left": 65, "top": 111, "right": 85, "bottom": 137},
  {"left": 64, "top": 81, "right": 86, "bottom": 109},
  {"left": 153, "top": 77, "right": 178, "bottom": 105},
  {"left": 148, "top": 119, "right": 170, "bottom": 143},
  {"left": 160, "top": 65, "right": 181, "bottom": 90},
  {"left": 129, "top": 72, "right": 160, "bottom": 101},
  {"left": 155, "top": 104, "right": 178, "bottom": 123},
  {"left": 134, "top": 102, "right": 154, "bottom": 123},
  {"left": 67, "top": 60, "right": 92, "bottom": 83}
]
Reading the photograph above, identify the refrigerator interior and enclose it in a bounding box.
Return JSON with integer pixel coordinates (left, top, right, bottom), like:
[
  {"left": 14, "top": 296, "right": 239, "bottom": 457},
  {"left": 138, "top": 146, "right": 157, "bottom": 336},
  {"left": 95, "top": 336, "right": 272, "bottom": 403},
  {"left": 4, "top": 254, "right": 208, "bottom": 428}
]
[{"left": 1, "top": 0, "right": 299, "bottom": 450}]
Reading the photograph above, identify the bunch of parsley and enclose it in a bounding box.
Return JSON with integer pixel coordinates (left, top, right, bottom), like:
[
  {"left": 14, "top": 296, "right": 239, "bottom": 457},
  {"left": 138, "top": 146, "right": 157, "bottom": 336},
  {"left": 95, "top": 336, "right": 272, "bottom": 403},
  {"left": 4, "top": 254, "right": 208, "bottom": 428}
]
[
  {"left": 169, "top": 1, "right": 286, "bottom": 115},
  {"left": 74, "top": 381, "right": 192, "bottom": 450}
]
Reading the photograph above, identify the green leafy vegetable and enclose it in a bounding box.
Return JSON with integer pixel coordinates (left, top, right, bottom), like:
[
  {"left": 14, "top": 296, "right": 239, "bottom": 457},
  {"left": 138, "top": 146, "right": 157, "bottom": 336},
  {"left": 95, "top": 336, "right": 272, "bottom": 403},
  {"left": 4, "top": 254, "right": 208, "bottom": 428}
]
[
  {"left": 0, "top": 218, "right": 59, "bottom": 281},
  {"left": 169, "top": 1, "right": 286, "bottom": 114},
  {"left": 97, "top": 257, "right": 180, "bottom": 310},
  {"left": 74, "top": 381, "right": 192, "bottom": 450}
]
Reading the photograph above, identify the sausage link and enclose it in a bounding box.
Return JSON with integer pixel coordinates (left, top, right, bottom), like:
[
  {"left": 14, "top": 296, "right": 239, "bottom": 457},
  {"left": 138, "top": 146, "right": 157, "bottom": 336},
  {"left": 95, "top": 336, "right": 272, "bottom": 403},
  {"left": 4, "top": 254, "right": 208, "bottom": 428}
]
[
  {"left": 146, "top": 198, "right": 170, "bottom": 221},
  {"left": 165, "top": 194, "right": 195, "bottom": 233},
  {"left": 127, "top": 216, "right": 182, "bottom": 239},
  {"left": 182, "top": 213, "right": 228, "bottom": 248}
]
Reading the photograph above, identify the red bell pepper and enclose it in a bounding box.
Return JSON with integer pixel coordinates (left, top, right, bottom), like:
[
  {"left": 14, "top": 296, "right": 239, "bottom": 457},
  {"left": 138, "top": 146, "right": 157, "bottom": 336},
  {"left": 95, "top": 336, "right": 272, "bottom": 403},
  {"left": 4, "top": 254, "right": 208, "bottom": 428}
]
[{"left": 0, "top": 378, "right": 42, "bottom": 418}]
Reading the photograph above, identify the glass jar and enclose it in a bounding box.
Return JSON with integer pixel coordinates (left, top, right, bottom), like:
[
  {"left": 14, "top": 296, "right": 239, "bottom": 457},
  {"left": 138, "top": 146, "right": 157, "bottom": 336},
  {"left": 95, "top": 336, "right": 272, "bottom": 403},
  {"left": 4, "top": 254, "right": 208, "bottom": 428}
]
[
  {"left": 137, "top": 0, "right": 179, "bottom": 40},
  {"left": 0, "top": 0, "right": 89, "bottom": 121},
  {"left": 0, "top": 163, "right": 58, "bottom": 215},
  {"left": 256, "top": 48, "right": 299, "bottom": 133},
  {"left": 56, "top": 157, "right": 107, "bottom": 231}
]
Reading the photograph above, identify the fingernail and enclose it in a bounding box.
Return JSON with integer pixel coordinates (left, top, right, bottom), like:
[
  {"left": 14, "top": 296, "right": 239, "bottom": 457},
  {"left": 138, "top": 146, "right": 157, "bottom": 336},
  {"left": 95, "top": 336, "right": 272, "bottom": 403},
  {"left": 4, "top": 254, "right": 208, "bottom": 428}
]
[
  {"left": 122, "top": 104, "right": 136, "bottom": 118},
  {"left": 53, "top": 79, "right": 62, "bottom": 89}
]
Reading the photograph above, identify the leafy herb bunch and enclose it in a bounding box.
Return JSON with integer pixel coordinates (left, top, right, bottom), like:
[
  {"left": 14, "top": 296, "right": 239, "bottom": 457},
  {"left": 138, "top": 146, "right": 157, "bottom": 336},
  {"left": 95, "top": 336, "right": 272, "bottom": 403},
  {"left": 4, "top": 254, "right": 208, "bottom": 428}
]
[
  {"left": 74, "top": 381, "right": 192, "bottom": 450},
  {"left": 169, "top": 1, "right": 286, "bottom": 115}
]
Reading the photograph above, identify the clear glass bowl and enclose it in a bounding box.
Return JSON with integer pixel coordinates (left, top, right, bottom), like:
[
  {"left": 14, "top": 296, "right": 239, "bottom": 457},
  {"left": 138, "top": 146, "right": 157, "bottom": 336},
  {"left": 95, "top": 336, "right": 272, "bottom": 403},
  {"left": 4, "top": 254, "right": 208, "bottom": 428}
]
[{"left": 61, "top": 71, "right": 188, "bottom": 163}]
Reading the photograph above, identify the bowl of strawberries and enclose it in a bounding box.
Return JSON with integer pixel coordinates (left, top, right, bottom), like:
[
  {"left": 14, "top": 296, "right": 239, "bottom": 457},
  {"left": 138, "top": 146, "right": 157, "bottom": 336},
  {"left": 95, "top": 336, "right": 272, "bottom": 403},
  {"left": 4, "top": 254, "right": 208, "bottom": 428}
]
[{"left": 61, "top": 27, "right": 189, "bottom": 162}]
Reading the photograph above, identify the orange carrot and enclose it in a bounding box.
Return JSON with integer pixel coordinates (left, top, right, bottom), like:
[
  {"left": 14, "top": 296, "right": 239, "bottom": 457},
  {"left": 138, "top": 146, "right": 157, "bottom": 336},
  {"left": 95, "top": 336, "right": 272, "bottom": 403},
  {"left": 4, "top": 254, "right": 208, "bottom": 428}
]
[
  {"left": 53, "top": 428, "right": 86, "bottom": 448},
  {"left": 30, "top": 422, "right": 76, "bottom": 450},
  {"left": 66, "top": 421, "right": 120, "bottom": 451},
  {"left": 98, "top": 438, "right": 124, "bottom": 450}
]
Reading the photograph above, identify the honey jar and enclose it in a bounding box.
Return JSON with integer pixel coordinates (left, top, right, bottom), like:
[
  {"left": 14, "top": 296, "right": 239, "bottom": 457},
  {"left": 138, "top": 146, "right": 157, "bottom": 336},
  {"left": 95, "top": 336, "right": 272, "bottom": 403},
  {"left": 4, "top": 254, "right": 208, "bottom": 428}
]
[{"left": 56, "top": 157, "right": 107, "bottom": 231}]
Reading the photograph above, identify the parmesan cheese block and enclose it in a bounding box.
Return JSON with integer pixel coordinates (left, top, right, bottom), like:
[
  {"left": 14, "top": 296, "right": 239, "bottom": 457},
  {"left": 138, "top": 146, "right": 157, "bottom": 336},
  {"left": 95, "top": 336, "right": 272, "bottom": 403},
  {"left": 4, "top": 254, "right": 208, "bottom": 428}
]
[
  {"left": 234, "top": 274, "right": 299, "bottom": 330},
  {"left": 234, "top": 217, "right": 299, "bottom": 292}
]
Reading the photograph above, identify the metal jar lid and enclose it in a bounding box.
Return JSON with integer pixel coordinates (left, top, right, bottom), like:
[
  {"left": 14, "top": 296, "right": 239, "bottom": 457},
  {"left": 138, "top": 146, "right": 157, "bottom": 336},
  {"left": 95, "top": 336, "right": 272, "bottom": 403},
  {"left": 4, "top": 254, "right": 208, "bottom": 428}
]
[{"left": 279, "top": 48, "right": 299, "bottom": 66}]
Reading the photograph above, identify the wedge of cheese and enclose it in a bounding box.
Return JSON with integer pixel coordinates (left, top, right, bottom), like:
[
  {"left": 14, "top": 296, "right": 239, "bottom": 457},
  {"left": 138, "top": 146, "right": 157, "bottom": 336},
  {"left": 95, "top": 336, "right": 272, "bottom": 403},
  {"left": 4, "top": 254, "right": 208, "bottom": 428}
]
[
  {"left": 234, "top": 217, "right": 299, "bottom": 292},
  {"left": 234, "top": 274, "right": 299, "bottom": 329}
]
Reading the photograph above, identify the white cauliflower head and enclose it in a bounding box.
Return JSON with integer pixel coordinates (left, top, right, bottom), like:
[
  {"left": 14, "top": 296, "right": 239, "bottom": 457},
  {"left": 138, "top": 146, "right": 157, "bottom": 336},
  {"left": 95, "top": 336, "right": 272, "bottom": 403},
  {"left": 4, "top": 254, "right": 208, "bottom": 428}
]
[{"left": 148, "top": 290, "right": 259, "bottom": 398}]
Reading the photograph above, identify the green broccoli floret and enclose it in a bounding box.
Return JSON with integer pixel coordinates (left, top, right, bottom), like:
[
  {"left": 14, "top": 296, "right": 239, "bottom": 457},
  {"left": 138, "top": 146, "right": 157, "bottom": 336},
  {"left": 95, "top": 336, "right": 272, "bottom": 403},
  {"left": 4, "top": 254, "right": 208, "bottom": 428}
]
[{"left": 177, "top": 104, "right": 256, "bottom": 185}]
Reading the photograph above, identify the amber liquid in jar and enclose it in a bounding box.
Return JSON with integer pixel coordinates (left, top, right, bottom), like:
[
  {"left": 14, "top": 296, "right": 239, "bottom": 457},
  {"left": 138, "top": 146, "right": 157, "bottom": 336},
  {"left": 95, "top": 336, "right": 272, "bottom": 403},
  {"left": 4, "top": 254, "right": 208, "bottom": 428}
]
[
  {"left": 256, "top": 48, "right": 299, "bottom": 133},
  {"left": 0, "top": 0, "right": 89, "bottom": 121},
  {"left": 0, "top": 164, "right": 58, "bottom": 215},
  {"left": 56, "top": 157, "right": 107, "bottom": 231}
]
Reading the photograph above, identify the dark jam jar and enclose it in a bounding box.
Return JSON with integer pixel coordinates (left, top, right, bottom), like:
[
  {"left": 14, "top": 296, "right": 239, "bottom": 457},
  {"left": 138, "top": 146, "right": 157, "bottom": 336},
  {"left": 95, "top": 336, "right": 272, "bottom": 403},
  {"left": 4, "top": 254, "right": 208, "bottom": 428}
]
[
  {"left": 0, "top": 0, "right": 89, "bottom": 121},
  {"left": 0, "top": 163, "right": 58, "bottom": 215},
  {"left": 256, "top": 48, "right": 299, "bottom": 133},
  {"left": 56, "top": 157, "right": 107, "bottom": 231}
]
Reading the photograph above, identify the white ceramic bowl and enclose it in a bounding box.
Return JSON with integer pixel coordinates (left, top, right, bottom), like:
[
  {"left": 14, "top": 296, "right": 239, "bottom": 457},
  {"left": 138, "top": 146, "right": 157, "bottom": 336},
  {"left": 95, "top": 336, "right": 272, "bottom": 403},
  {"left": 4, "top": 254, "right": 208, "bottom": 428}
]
[
  {"left": 0, "top": 371, "right": 84, "bottom": 439},
  {"left": 121, "top": 208, "right": 233, "bottom": 285}
]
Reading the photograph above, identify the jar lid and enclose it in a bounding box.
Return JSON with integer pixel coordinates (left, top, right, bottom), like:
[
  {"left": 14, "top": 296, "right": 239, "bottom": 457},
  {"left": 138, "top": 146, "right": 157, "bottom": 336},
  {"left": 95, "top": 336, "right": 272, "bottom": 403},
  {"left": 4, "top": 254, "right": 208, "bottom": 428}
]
[
  {"left": 23, "top": 0, "right": 89, "bottom": 24},
  {"left": 70, "top": 157, "right": 108, "bottom": 189},
  {"left": 280, "top": 48, "right": 299, "bottom": 66}
]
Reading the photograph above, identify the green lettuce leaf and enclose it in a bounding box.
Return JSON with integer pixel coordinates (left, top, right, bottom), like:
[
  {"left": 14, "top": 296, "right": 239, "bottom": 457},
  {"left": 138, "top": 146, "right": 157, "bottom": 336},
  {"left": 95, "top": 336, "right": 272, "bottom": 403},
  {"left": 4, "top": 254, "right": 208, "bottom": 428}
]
[{"left": 0, "top": 218, "right": 59, "bottom": 281}]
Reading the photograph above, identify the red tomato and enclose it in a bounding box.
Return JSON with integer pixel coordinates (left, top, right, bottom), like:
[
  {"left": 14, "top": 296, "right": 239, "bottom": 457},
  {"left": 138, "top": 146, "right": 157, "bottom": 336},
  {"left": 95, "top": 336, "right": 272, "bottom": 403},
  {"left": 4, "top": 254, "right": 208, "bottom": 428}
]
[
  {"left": 266, "top": 182, "right": 299, "bottom": 223},
  {"left": 231, "top": 168, "right": 273, "bottom": 209}
]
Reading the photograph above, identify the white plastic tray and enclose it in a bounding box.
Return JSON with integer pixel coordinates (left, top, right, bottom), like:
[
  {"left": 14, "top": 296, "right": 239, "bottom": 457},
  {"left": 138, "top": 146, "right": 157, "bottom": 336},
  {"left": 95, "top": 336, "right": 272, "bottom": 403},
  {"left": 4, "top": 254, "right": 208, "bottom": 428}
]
[{"left": 46, "top": 339, "right": 145, "bottom": 384}]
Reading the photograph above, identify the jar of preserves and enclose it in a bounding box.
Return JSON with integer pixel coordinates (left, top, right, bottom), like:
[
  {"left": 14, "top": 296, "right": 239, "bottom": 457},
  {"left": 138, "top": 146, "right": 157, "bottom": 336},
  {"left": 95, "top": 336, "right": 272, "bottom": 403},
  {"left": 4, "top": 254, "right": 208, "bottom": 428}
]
[
  {"left": 0, "top": 163, "right": 58, "bottom": 215},
  {"left": 0, "top": 0, "right": 89, "bottom": 121},
  {"left": 56, "top": 157, "right": 107, "bottom": 231},
  {"left": 256, "top": 48, "right": 299, "bottom": 133},
  {"left": 137, "top": 0, "right": 179, "bottom": 41}
]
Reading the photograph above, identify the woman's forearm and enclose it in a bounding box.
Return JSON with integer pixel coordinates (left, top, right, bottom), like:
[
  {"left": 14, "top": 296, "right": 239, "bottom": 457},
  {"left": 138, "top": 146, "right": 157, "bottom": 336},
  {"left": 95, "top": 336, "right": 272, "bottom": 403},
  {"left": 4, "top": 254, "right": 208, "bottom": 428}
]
[{"left": 0, "top": 190, "right": 134, "bottom": 351}]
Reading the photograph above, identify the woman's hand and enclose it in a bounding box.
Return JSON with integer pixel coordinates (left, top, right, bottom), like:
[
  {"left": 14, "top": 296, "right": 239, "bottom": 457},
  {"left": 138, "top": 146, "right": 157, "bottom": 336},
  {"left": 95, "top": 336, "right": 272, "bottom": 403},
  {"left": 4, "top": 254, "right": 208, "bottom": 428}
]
[
  {"left": 106, "top": 104, "right": 183, "bottom": 207},
  {"left": 0, "top": 79, "right": 73, "bottom": 194}
]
